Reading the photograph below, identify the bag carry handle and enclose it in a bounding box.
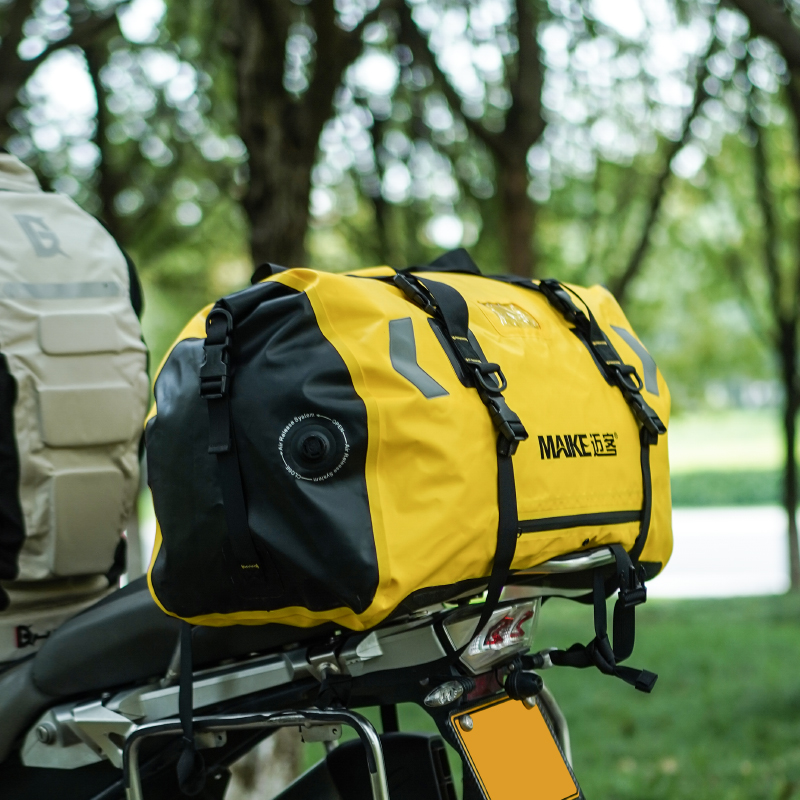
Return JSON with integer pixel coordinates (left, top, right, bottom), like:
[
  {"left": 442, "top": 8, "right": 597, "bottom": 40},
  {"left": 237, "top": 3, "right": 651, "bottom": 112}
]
[{"left": 401, "top": 247, "right": 483, "bottom": 277}]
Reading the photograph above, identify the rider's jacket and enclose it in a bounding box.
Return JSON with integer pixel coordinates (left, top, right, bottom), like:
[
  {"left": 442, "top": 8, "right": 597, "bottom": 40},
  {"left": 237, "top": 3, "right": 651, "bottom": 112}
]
[{"left": 0, "top": 154, "right": 149, "bottom": 663}]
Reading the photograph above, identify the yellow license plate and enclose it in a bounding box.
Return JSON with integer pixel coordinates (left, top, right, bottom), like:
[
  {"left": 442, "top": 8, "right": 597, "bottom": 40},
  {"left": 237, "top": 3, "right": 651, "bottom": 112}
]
[{"left": 450, "top": 696, "right": 581, "bottom": 800}]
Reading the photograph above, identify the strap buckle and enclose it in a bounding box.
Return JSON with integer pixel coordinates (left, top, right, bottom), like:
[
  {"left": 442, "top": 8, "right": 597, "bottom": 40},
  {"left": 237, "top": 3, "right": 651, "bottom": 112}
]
[
  {"left": 200, "top": 309, "right": 233, "bottom": 400},
  {"left": 609, "top": 364, "right": 665, "bottom": 439},
  {"left": 199, "top": 346, "right": 228, "bottom": 399},
  {"left": 618, "top": 583, "right": 647, "bottom": 609},
  {"left": 392, "top": 273, "right": 437, "bottom": 316},
  {"left": 539, "top": 279, "right": 589, "bottom": 329},
  {"left": 487, "top": 396, "right": 528, "bottom": 456},
  {"left": 628, "top": 393, "right": 667, "bottom": 439},
  {"left": 617, "top": 563, "right": 647, "bottom": 609}
]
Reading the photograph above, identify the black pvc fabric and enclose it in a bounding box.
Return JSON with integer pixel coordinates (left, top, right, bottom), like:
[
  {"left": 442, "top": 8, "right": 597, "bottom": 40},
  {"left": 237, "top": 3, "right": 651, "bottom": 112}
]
[{"left": 147, "top": 281, "right": 378, "bottom": 619}]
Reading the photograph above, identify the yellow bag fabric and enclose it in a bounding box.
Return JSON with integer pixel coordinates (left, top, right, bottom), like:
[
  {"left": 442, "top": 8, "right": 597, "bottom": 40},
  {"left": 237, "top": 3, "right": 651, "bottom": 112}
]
[{"left": 146, "top": 259, "right": 671, "bottom": 630}]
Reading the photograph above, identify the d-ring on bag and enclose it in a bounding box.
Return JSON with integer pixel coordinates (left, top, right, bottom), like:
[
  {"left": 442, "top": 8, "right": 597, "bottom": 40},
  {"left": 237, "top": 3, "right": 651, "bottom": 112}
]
[{"left": 146, "top": 250, "right": 671, "bottom": 688}]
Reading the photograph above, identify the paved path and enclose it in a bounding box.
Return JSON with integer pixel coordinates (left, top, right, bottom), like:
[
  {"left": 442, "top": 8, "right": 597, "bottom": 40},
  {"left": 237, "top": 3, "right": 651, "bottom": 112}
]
[
  {"left": 136, "top": 506, "right": 792, "bottom": 598},
  {"left": 649, "top": 506, "right": 789, "bottom": 598}
]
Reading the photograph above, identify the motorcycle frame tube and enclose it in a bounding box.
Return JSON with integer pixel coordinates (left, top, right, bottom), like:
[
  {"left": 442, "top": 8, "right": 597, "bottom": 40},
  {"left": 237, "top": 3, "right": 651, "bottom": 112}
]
[
  {"left": 538, "top": 684, "right": 572, "bottom": 766},
  {"left": 123, "top": 710, "right": 389, "bottom": 800}
]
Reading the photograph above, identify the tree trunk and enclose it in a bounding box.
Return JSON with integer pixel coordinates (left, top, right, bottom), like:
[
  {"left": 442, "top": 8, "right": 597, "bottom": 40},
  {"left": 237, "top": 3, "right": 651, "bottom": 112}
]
[
  {"left": 85, "top": 38, "right": 127, "bottom": 244},
  {"left": 396, "top": 0, "right": 544, "bottom": 277},
  {"left": 230, "top": 0, "right": 374, "bottom": 267},
  {"left": 226, "top": 729, "right": 303, "bottom": 800},
  {"left": 498, "top": 160, "right": 536, "bottom": 277},
  {"left": 0, "top": 0, "right": 36, "bottom": 141},
  {"left": 780, "top": 323, "right": 800, "bottom": 591},
  {"left": 230, "top": 1, "right": 308, "bottom": 266},
  {"left": 241, "top": 122, "right": 316, "bottom": 267},
  {"left": 610, "top": 32, "right": 716, "bottom": 305}
]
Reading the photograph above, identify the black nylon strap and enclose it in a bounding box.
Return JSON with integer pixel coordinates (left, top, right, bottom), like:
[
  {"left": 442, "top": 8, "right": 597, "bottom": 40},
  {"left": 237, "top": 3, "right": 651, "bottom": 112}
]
[
  {"left": 484, "top": 445, "right": 520, "bottom": 624},
  {"left": 549, "top": 546, "right": 657, "bottom": 693},
  {"left": 176, "top": 622, "right": 206, "bottom": 796},
  {"left": 390, "top": 272, "right": 526, "bottom": 659},
  {"left": 630, "top": 427, "right": 654, "bottom": 562},
  {"left": 201, "top": 309, "right": 278, "bottom": 600},
  {"left": 398, "top": 260, "right": 664, "bottom": 690},
  {"left": 396, "top": 274, "right": 527, "bottom": 454},
  {"left": 536, "top": 279, "right": 666, "bottom": 439}
]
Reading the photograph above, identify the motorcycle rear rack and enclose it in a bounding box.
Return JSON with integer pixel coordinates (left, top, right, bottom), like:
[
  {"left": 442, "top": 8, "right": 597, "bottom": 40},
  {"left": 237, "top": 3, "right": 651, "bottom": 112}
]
[{"left": 122, "top": 708, "right": 389, "bottom": 800}]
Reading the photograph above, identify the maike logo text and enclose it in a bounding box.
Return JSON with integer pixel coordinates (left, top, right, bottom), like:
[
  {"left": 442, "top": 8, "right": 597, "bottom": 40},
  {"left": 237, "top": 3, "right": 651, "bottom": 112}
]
[{"left": 538, "top": 433, "right": 618, "bottom": 459}]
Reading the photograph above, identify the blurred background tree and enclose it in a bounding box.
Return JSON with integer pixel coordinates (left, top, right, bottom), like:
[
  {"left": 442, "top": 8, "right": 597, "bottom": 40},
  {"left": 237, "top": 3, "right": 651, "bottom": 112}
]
[{"left": 5, "top": 0, "right": 800, "bottom": 794}]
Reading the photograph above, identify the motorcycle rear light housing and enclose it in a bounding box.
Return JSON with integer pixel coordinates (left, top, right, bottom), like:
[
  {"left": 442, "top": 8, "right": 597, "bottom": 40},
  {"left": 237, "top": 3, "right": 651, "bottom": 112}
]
[{"left": 442, "top": 599, "right": 540, "bottom": 674}]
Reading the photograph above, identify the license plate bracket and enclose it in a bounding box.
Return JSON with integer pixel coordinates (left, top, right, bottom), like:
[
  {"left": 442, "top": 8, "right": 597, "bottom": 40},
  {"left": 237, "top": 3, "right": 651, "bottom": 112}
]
[{"left": 449, "top": 695, "right": 582, "bottom": 800}]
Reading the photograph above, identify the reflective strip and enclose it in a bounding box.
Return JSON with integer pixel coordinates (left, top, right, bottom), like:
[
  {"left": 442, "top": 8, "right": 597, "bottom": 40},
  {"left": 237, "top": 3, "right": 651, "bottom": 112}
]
[
  {"left": 0, "top": 282, "right": 121, "bottom": 300},
  {"left": 389, "top": 317, "right": 449, "bottom": 399},
  {"left": 610, "top": 325, "right": 659, "bottom": 396}
]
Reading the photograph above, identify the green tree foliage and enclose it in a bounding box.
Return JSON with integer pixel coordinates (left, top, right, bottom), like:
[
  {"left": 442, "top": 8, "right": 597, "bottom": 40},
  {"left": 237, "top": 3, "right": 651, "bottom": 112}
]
[{"left": 3, "top": 0, "right": 800, "bottom": 582}]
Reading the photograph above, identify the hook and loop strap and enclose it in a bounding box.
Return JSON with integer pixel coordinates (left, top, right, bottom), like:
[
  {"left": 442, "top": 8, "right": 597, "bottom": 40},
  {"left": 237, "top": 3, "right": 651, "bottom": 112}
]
[
  {"left": 549, "top": 545, "right": 657, "bottom": 692},
  {"left": 392, "top": 272, "right": 527, "bottom": 658},
  {"left": 200, "top": 308, "right": 280, "bottom": 600}
]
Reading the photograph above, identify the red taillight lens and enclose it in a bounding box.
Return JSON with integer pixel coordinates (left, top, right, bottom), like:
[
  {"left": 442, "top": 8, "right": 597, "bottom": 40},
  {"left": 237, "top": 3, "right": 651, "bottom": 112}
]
[
  {"left": 510, "top": 610, "right": 533, "bottom": 641},
  {"left": 481, "top": 609, "right": 534, "bottom": 651},
  {"left": 483, "top": 616, "right": 514, "bottom": 649}
]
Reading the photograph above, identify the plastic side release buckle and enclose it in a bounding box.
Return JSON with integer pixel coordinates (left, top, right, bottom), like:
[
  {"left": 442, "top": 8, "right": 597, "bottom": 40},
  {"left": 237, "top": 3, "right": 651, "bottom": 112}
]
[
  {"left": 487, "top": 396, "right": 528, "bottom": 456},
  {"left": 618, "top": 565, "right": 647, "bottom": 609},
  {"left": 618, "top": 584, "right": 647, "bottom": 609},
  {"left": 200, "top": 344, "right": 229, "bottom": 399},
  {"left": 628, "top": 393, "right": 666, "bottom": 439},
  {"left": 200, "top": 309, "right": 233, "bottom": 400},
  {"left": 392, "top": 273, "right": 437, "bottom": 316}
]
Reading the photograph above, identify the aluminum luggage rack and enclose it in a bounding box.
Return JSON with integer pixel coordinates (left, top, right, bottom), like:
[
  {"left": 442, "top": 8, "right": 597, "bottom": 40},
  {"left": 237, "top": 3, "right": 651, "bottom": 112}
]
[
  {"left": 123, "top": 709, "right": 389, "bottom": 800},
  {"left": 513, "top": 547, "right": 616, "bottom": 575}
]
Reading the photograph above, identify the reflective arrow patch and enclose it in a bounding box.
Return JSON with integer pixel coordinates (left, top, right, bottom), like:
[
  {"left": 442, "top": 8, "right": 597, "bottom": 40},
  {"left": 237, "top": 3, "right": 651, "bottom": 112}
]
[
  {"left": 611, "top": 325, "right": 659, "bottom": 396},
  {"left": 389, "top": 317, "right": 449, "bottom": 399}
]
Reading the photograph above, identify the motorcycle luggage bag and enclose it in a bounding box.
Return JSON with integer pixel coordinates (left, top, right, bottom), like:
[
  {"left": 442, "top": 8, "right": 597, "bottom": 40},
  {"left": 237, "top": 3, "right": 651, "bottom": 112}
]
[{"left": 146, "top": 255, "right": 671, "bottom": 630}]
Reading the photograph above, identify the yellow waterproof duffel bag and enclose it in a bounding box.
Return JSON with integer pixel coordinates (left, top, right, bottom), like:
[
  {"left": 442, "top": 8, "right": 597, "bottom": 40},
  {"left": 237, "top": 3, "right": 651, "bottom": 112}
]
[{"left": 146, "top": 250, "right": 671, "bottom": 645}]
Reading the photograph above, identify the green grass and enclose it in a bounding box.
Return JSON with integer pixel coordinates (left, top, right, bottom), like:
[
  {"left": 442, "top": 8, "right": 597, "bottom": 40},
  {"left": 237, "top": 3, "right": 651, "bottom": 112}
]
[
  {"left": 301, "top": 595, "right": 800, "bottom": 798},
  {"left": 537, "top": 593, "right": 800, "bottom": 799},
  {"left": 671, "top": 469, "right": 783, "bottom": 506}
]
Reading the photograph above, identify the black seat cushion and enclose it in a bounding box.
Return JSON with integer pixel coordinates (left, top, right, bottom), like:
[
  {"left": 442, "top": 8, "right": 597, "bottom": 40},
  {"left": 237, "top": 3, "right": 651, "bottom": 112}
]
[{"left": 32, "top": 577, "right": 335, "bottom": 697}]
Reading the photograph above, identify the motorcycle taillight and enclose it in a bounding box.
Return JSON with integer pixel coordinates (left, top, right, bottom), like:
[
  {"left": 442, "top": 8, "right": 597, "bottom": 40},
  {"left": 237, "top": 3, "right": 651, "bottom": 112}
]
[{"left": 443, "top": 600, "right": 540, "bottom": 674}]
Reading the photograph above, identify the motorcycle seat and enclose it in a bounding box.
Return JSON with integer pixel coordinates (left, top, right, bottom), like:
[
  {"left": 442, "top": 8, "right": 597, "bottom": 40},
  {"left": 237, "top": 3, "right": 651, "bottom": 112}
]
[
  {"left": 31, "top": 576, "right": 336, "bottom": 697},
  {"left": 0, "top": 576, "right": 335, "bottom": 763}
]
